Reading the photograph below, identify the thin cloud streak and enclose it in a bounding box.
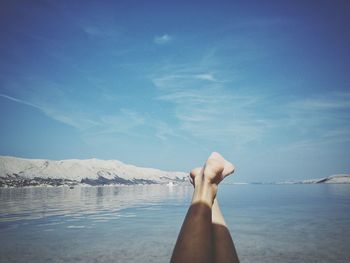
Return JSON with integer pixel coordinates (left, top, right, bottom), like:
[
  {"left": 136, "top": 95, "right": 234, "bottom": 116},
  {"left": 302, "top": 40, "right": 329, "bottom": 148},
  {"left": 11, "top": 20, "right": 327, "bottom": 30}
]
[
  {"left": 0, "top": 93, "right": 97, "bottom": 130},
  {"left": 0, "top": 93, "right": 42, "bottom": 110},
  {"left": 290, "top": 96, "right": 350, "bottom": 110}
]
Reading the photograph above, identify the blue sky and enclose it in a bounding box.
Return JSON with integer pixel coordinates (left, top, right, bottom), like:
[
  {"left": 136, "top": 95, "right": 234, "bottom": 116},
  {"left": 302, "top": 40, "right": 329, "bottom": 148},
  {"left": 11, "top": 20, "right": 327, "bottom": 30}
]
[{"left": 0, "top": 0, "right": 349, "bottom": 182}]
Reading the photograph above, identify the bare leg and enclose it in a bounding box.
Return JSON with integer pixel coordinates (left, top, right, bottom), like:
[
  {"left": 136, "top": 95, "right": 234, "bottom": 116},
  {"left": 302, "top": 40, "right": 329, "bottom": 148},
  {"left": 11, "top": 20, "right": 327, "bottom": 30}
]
[
  {"left": 170, "top": 174, "right": 217, "bottom": 263},
  {"left": 212, "top": 198, "right": 240, "bottom": 263},
  {"left": 170, "top": 152, "right": 231, "bottom": 263},
  {"left": 188, "top": 153, "right": 239, "bottom": 263}
]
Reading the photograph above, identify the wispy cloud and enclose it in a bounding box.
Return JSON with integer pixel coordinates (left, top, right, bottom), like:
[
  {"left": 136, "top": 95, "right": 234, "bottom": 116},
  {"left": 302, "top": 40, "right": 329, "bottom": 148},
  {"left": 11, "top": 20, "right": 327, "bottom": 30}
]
[
  {"left": 290, "top": 93, "right": 350, "bottom": 111},
  {"left": 150, "top": 60, "right": 266, "bottom": 146},
  {"left": 291, "top": 93, "right": 350, "bottom": 126},
  {"left": 153, "top": 34, "right": 172, "bottom": 44},
  {"left": 150, "top": 48, "right": 350, "bottom": 151},
  {"left": 194, "top": 73, "right": 217, "bottom": 82},
  {"left": 0, "top": 93, "right": 97, "bottom": 130},
  {"left": 81, "top": 24, "right": 121, "bottom": 39},
  {"left": 0, "top": 90, "right": 177, "bottom": 144},
  {"left": 95, "top": 109, "right": 145, "bottom": 135},
  {"left": 0, "top": 93, "right": 41, "bottom": 109},
  {"left": 264, "top": 92, "right": 350, "bottom": 153}
]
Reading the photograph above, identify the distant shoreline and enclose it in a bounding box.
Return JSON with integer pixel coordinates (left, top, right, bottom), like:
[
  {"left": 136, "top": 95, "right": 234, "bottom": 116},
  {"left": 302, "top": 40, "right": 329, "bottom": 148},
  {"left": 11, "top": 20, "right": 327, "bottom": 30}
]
[
  {"left": 2, "top": 179, "right": 350, "bottom": 188},
  {"left": 1, "top": 156, "right": 349, "bottom": 188}
]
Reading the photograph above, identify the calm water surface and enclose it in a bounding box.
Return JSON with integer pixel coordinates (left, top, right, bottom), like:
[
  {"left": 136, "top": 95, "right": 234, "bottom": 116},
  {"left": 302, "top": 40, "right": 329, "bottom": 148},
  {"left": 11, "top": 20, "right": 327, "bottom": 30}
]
[{"left": 1, "top": 184, "right": 350, "bottom": 263}]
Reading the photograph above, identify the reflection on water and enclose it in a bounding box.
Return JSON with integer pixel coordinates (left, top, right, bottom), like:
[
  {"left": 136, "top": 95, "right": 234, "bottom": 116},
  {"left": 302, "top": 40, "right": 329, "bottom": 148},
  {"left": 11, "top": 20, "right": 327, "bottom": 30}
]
[
  {"left": 322, "top": 183, "right": 350, "bottom": 197},
  {"left": 0, "top": 185, "right": 192, "bottom": 223},
  {"left": 0, "top": 185, "right": 193, "bottom": 263},
  {"left": 0, "top": 184, "right": 350, "bottom": 263}
]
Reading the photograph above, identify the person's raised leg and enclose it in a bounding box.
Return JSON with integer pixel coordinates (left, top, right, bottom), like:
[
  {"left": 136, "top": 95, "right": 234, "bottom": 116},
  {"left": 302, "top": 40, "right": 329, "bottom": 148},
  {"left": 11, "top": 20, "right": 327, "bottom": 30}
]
[
  {"left": 212, "top": 198, "right": 240, "bottom": 263},
  {"left": 170, "top": 152, "right": 232, "bottom": 263},
  {"left": 190, "top": 153, "right": 239, "bottom": 263}
]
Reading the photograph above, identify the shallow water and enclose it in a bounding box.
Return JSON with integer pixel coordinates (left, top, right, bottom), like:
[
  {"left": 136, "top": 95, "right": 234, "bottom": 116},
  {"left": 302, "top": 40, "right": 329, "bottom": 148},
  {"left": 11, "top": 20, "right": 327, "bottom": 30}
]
[{"left": 1, "top": 184, "right": 349, "bottom": 263}]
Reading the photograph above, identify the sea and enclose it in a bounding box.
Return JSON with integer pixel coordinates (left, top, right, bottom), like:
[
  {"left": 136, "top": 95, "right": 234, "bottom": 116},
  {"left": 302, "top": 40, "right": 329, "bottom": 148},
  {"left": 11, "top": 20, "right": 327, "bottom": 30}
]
[{"left": 0, "top": 184, "right": 349, "bottom": 263}]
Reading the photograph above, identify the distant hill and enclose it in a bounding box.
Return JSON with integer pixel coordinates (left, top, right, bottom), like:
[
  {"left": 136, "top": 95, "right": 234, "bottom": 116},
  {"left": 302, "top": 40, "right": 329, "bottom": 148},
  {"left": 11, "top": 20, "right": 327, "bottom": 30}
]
[
  {"left": 0, "top": 156, "right": 187, "bottom": 187},
  {"left": 282, "top": 174, "right": 350, "bottom": 184}
]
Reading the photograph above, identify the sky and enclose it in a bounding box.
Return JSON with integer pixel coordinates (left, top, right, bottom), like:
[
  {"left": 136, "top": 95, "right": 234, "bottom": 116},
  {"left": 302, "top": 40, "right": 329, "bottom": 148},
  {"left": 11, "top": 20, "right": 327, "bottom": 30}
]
[{"left": 0, "top": 0, "right": 349, "bottom": 183}]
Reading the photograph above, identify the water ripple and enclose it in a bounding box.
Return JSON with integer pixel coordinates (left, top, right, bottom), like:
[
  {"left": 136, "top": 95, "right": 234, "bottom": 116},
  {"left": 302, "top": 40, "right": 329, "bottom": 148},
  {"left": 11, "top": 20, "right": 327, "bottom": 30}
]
[{"left": 0, "top": 185, "right": 192, "bottom": 224}]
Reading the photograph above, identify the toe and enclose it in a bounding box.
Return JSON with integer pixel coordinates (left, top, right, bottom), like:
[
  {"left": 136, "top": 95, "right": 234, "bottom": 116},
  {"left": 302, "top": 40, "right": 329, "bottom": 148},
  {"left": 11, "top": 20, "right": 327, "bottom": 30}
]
[{"left": 222, "top": 163, "right": 235, "bottom": 177}]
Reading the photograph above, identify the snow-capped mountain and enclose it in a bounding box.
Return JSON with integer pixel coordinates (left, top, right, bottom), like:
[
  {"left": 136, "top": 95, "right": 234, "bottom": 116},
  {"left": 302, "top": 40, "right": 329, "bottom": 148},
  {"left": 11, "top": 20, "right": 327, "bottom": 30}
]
[{"left": 0, "top": 156, "right": 188, "bottom": 187}]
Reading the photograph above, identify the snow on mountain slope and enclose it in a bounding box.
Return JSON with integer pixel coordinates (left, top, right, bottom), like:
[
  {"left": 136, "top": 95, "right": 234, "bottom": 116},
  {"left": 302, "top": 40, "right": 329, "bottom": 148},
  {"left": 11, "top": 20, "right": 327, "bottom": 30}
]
[
  {"left": 0, "top": 156, "right": 187, "bottom": 185},
  {"left": 302, "top": 174, "right": 350, "bottom": 184},
  {"left": 281, "top": 174, "right": 350, "bottom": 184},
  {"left": 324, "top": 174, "right": 350, "bottom": 183}
]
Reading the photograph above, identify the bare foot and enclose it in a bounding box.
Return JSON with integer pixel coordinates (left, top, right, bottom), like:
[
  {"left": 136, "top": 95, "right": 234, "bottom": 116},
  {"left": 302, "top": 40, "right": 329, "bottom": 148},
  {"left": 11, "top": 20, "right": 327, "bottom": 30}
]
[
  {"left": 190, "top": 152, "right": 235, "bottom": 186},
  {"left": 190, "top": 152, "right": 234, "bottom": 206}
]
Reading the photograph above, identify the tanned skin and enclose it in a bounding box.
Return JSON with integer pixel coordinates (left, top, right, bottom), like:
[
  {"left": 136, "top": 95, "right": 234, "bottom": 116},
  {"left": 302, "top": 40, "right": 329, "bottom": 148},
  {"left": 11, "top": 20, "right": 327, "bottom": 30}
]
[{"left": 170, "top": 152, "right": 239, "bottom": 263}]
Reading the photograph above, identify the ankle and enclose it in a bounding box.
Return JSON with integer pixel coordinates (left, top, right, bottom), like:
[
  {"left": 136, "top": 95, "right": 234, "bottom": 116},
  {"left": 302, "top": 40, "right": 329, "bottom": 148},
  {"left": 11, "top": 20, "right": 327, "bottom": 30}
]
[{"left": 192, "top": 178, "right": 217, "bottom": 206}]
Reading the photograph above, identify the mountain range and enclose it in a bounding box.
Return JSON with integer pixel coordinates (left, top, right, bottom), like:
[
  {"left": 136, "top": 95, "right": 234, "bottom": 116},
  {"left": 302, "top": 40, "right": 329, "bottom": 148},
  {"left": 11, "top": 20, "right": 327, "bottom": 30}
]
[
  {"left": 1, "top": 156, "right": 349, "bottom": 187},
  {"left": 0, "top": 156, "right": 187, "bottom": 187}
]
